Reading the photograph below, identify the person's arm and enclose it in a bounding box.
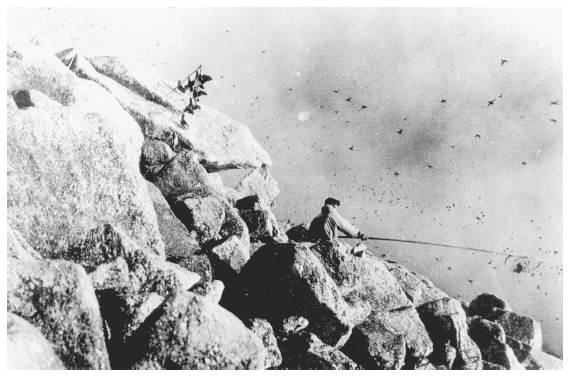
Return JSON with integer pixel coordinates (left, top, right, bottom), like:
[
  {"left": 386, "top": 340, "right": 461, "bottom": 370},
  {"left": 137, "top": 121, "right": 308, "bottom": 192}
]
[{"left": 332, "top": 212, "right": 360, "bottom": 237}]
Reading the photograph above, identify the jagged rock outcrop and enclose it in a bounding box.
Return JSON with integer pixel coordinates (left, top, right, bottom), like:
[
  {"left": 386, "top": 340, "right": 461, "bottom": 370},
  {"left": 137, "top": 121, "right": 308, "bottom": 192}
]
[
  {"left": 234, "top": 165, "right": 280, "bottom": 208},
  {"left": 467, "top": 292, "right": 513, "bottom": 317},
  {"left": 506, "top": 336, "right": 563, "bottom": 370},
  {"left": 417, "top": 298, "right": 482, "bottom": 370},
  {"left": 140, "top": 138, "right": 177, "bottom": 179},
  {"left": 235, "top": 243, "right": 371, "bottom": 348},
  {"left": 146, "top": 181, "right": 200, "bottom": 260},
  {"left": 277, "top": 332, "right": 360, "bottom": 370},
  {"left": 384, "top": 260, "right": 448, "bottom": 307},
  {"left": 236, "top": 196, "right": 286, "bottom": 242},
  {"left": 56, "top": 50, "right": 272, "bottom": 171},
  {"left": 211, "top": 235, "right": 250, "bottom": 273},
  {"left": 127, "top": 292, "right": 266, "bottom": 370},
  {"left": 176, "top": 254, "right": 213, "bottom": 282},
  {"left": 65, "top": 224, "right": 200, "bottom": 296},
  {"left": 98, "top": 291, "right": 165, "bottom": 352},
  {"left": 341, "top": 307, "right": 432, "bottom": 369},
  {"left": 219, "top": 206, "right": 251, "bottom": 252},
  {"left": 467, "top": 317, "right": 524, "bottom": 369},
  {"left": 481, "top": 308, "right": 543, "bottom": 351},
  {"left": 243, "top": 318, "right": 283, "bottom": 369},
  {"left": 8, "top": 43, "right": 164, "bottom": 259},
  {"left": 7, "top": 312, "right": 66, "bottom": 370},
  {"left": 286, "top": 223, "right": 311, "bottom": 242},
  {"left": 171, "top": 193, "right": 226, "bottom": 245},
  {"left": 150, "top": 150, "right": 225, "bottom": 199},
  {"left": 8, "top": 257, "right": 110, "bottom": 369},
  {"left": 310, "top": 241, "right": 411, "bottom": 312}
]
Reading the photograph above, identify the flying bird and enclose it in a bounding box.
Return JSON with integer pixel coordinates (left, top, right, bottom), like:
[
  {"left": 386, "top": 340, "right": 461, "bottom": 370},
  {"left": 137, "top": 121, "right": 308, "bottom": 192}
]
[
  {"left": 550, "top": 119, "right": 558, "bottom": 123},
  {"left": 349, "top": 145, "right": 354, "bottom": 150},
  {"left": 394, "top": 172, "right": 399, "bottom": 177},
  {"left": 262, "top": 50, "right": 266, "bottom": 53},
  {"left": 333, "top": 89, "right": 340, "bottom": 93},
  {"left": 334, "top": 110, "right": 338, "bottom": 114},
  {"left": 522, "top": 161, "right": 527, "bottom": 165},
  {"left": 397, "top": 129, "right": 403, "bottom": 134},
  {"left": 345, "top": 97, "right": 352, "bottom": 102},
  {"left": 498, "top": 94, "right": 503, "bottom": 98},
  {"left": 447, "top": 266, "right": 452, "bottom": 270},
  {"left": 441, "top": 99, "right": 446, "bottom": 103},
  {"left": 487, "top": 98, "right": 497, "bottom": 107},
  {"left": 360, "top": 105, "right": 367, "bottom": 110},
  {"left": 468, "top": 279, "right": 474, "bottom": 283},
  {"left": 501, "top": 59, "right": 509, "bottom": 66},
  {"left": 550, "top": 100, "right": 559, "bottom": 105},
  {"left": 427, "top": 165, "right": 433, "bottom": 168},
  {"left": 475, "top": 134, "right": 481, "bottom": 138}
]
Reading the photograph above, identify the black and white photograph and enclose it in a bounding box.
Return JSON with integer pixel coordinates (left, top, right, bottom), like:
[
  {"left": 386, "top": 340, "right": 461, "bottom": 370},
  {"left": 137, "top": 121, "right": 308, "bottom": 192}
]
[{"left": 5, "top": 5, "right": 564, "bottom": 370}]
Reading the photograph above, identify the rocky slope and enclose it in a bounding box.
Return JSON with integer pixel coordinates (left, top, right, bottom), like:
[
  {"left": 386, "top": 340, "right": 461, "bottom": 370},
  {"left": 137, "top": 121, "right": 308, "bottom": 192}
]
[{"left": 6, "top": 40, "right": 563, "bottom": 370}]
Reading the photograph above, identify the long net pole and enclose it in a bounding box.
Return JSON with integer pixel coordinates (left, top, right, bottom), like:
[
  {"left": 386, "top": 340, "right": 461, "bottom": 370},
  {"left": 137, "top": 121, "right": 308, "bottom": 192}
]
[{"left": 339, "top": 236, "right": 530, "bottom": 258}]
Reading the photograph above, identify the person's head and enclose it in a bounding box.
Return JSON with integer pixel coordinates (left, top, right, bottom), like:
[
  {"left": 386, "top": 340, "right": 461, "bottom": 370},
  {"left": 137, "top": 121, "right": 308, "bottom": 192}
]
[{"left": 324, "top": 197, "right": 341, "bottom": 208}]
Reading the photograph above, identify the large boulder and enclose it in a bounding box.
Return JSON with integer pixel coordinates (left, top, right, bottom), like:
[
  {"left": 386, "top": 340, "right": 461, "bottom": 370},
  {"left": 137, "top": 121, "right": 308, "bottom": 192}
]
[
  {"left": 146, "top": 181, "right": 200, "bottom": 260},
  {"left": 127, "top": 292, "right": 266, "bottom": 370},
  {"left": 278, "top": 332, "right": 360, "bottom": 370},
  {"left": 341, "top": 307, "right": 432, "bottom": 370},
  {"left": 176, "top": 254, "right": 213, "bottom": 283},
  {"left": 286, "top": 223, "right": 311, "bottom": 242},
  {"left": 235, "top": 195, "right": 287, "bottom": 243},
  {"left": 170, "top": 193, "right": 226, "bottom": 245},
  {"left": 468, "top": 317, "right": 524, "bottom": 370},
  {"left": 483, "top": 308, "right": 542, "bottom": 351},
  {"left": 7, "top": 42, "right": 164, "bottom": 259},
  {"left": 65, "top": 224, "right": 200, "bottom": 296},
  {"left": 219, "top": 206, "right": 251, "bottom": 253},
  {"left": 235, "top": 243, "right": 371, "bottom": 348},
  {"left": 506, "top": 336, "right": 563, "bottom": 370},
  {"left": 211, "top": 235, "right": 250, "bottom": 273},
  {"left": 150, "top": 149, "right": 225, "bottom": 199},
  {"left": 97, "top": 291, "right": 165, "bottom": 364},
  {"left": 340, "top": 316, "right": 406, "bottom": 369},
  {"left": 243, "top": 318, "right": 283, "bottom": 369},
  {"left": 140, "top": 138, "right": 176, "bottom": 179},
  {"left": 417, "top": 298, "right": 482, "bottom": 370},
  {"left": 57, "top": 50, "right": 272, "bottom": 171},
  {"left": 309, "top": 241, "right": 411, "bottom": 312},
  {"left": 7, "top": 312, "right": 66, "bottom": 370},
  {"left": 384, "top": 260, "right": 448, "bottom": 307},
  {"left": 467, "top": 292, "right": 512, "bottom": 317},
  {"left": 7, "top": 257, "right": 110, "bottom": 369},
  {"left": 239, "top": 208, "right": 286, "bottom": 242},
  {"left": 234, "top": 165, "right": 280, "bottom": 208}
]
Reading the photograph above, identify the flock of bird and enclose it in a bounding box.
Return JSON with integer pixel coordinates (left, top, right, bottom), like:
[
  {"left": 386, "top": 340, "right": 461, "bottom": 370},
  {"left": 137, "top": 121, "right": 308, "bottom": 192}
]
[{"left": 234, "top": 54, "right": 561, "bottom": 292}]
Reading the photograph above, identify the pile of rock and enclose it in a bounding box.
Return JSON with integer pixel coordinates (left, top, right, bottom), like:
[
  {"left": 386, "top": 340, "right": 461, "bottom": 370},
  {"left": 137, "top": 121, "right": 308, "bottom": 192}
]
[{"left": 6, "top": 40, "right": 562, "bottom": 370}]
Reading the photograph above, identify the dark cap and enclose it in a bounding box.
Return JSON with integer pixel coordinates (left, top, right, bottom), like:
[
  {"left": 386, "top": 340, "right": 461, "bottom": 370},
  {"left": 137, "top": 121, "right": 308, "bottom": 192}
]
[{"left": 324, "top": 197, "right": 341, "bottom": 206}]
